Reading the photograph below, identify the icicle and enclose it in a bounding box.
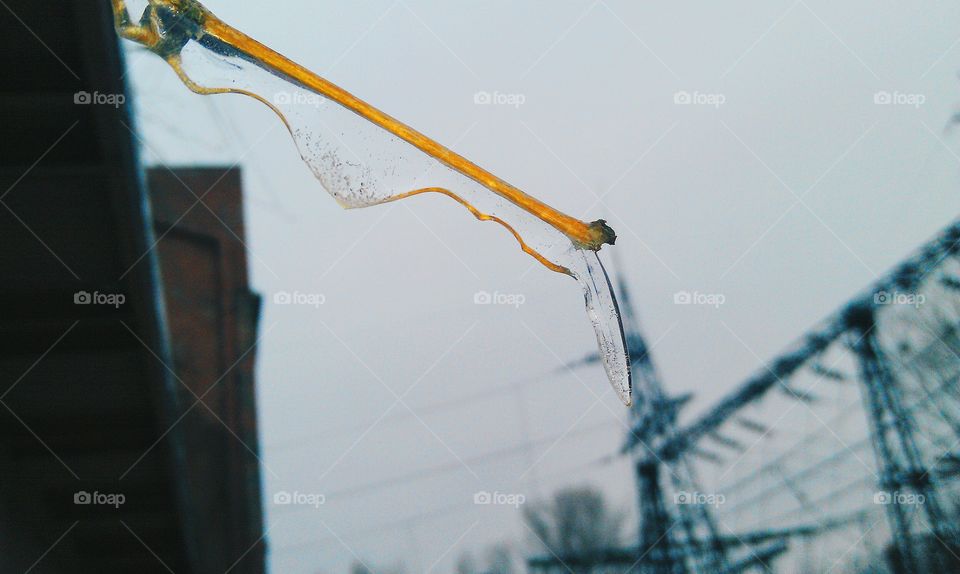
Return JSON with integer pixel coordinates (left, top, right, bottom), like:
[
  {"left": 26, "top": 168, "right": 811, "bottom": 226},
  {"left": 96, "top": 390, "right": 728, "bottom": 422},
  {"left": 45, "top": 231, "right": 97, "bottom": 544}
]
[
  {"left": 572, "top": 251, "right": 632, "bottom": 405},
  {"left": 112, "top": 0, "right": 633, "bottom": 405}
]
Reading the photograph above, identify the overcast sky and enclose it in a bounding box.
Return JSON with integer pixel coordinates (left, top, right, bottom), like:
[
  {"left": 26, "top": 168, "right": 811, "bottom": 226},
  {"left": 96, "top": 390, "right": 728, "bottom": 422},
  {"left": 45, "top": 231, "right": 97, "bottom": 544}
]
[{"left": 125, "top": 1, "right": 960, "bottom": 572}]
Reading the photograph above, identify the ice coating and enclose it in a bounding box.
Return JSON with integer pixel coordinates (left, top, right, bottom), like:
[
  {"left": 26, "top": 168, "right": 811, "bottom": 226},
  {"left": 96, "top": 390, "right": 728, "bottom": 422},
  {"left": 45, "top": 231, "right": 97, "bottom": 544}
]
[
  {"left": 111, "top": 0, "right": 633, "bottom": 405},
  {"left": 571, "top": 251, "right": 632, "bottom": 405}
]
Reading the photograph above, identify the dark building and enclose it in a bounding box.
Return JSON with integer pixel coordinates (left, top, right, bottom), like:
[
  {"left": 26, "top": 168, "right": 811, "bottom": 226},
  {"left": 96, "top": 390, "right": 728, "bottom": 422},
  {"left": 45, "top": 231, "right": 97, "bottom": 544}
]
[{"left": 0, "top": 2, "right": 265, "bottom": 572}]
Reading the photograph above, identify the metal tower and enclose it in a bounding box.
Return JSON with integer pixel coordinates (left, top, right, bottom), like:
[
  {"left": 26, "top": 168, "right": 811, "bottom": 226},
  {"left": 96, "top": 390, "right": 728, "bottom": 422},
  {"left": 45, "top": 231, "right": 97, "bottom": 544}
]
[{"left": 846, "top": 302, "right": 959, "bottom": 573}]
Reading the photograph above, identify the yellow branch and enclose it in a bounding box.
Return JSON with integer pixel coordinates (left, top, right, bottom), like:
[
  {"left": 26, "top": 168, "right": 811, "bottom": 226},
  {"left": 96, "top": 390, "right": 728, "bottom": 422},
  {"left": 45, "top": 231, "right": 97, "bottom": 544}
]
[{"left": 112, "top": 0, "right": 617, "bottom": 253}]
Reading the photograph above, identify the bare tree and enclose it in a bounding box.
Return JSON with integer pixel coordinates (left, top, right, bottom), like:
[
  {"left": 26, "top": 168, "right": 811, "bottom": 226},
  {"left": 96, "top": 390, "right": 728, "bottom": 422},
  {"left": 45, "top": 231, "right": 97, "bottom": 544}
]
[
  {"left": 523, "top": 486, "right": 625, "bottom": 564},
  {"left": 486, "top": 542, "right": 515, "bottom": 574},
  {"left": 455, "top": 551, "right": 478, "bottom": 574},
  {"left": 349, "top": 560, "right": 406, "bottom": 574}
]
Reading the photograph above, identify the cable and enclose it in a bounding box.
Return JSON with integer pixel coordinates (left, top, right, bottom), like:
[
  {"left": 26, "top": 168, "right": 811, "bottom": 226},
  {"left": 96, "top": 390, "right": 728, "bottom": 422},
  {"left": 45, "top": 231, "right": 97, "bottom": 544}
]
[
  {"left": 272, "top": 419, "right": 620, "bottom": 518},
  {"left": 719, "top": 373, "right": 960, "bottom": 517},
  {"left": 266, "top": 371, "right": 554, "bottom": 453},
  {"left": 271, "top": 451, "right": 622, "bottom": 554}
]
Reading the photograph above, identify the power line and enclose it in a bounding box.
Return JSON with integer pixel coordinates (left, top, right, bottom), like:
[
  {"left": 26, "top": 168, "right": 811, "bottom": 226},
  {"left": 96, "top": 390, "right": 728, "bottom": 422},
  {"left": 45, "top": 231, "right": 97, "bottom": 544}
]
[
  {"left": 717, "top": 397, "right": 865, "bottom": 498},
  {"left": 271, "top": 450, "right": 625, "bottom": 555},
  {"left": 718, "top": 371, "right": 960, "bottom": 508},
  {"left": 266, "top": 370, "right": 557, "bottom": 453},
  {"left": 272, "top": 418, "right": 621, "bottom": 518}
]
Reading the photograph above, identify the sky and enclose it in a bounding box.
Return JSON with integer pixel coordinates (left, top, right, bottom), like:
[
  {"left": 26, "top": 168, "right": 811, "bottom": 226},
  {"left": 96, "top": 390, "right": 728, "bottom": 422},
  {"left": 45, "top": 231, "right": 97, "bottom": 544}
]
[{"left": 124, "top": 1, "right": 960, "bottom": 572}]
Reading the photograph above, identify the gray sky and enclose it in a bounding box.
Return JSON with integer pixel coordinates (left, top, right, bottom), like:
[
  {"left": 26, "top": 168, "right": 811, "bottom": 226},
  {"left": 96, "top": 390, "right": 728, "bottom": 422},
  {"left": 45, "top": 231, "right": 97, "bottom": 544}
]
[{"left": 126, "top": 1, "right": 960, "bottom": 572}]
